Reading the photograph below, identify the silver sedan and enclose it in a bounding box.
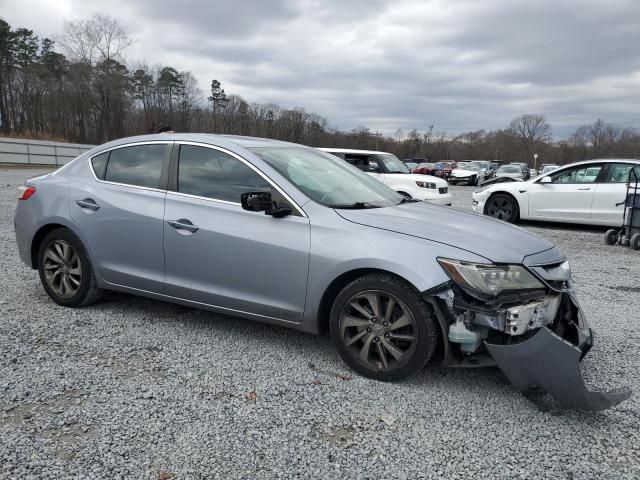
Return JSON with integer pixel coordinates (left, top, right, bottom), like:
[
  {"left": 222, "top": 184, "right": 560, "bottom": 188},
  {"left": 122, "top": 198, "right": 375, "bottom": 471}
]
[{"left": 14, "top": 134, "right": 630, "bottom": 410}]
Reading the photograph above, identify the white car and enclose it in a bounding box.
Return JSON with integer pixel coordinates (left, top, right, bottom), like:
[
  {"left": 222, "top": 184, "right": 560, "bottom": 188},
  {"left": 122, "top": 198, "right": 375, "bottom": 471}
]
[
  {"left": 472, "top": 159, "right": 640, "bottom": 226},
  {"left": 319, "top": 148, "right": 452, "bottom": 205},
  {"left": 449, "top": 162, "right": 484, "bottom": 186}
]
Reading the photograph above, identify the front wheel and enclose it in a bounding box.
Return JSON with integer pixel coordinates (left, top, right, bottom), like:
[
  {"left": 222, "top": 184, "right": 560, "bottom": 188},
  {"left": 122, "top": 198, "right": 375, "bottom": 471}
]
[
  {"left": 38, "top": 228, "right": 102, "bottom": 307},
  {"left": 484, "top": 193, "right": 519, "bottom": 223},
  {"left": 329, "top": 274, "right": 440, "bottom": 381},
  {"left": 630, "top": 233, "right": 640, "bottom": 250}
]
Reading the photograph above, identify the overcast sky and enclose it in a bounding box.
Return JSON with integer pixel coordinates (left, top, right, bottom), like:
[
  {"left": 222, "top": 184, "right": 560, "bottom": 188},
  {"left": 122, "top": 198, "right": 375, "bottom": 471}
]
[{"left": 2, "top": 0, "right": 640, "bottom": 137}]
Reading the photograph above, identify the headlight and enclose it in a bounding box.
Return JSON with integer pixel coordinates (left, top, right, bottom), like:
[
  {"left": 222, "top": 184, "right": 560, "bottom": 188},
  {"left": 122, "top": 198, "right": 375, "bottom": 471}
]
[
  {"left": 437, "top": 258, "right": 544, "bottom": 297},
  {"left": 416, "top": 181, "right": 437, "bottom": 189}
]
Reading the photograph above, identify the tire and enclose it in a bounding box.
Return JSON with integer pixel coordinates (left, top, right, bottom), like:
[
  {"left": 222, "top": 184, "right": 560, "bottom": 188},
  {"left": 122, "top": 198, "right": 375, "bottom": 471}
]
[
  {"left": 604, "top": 229, "right": 619, "bottom": 246},
  {"left": 630, "top": 233, "right": 640, "bottom": 250},
  {"left": 484, "top": 193, "right": 520, "bottom": 223},
  {"left": 329, "top": 273, "right": 440, "bottom": 381},
  {"left": 450, "top": 179, "right": 457, "bottom": 185},
  {"left": 38, "top": 228, "right": 102, "bottom": 307}
]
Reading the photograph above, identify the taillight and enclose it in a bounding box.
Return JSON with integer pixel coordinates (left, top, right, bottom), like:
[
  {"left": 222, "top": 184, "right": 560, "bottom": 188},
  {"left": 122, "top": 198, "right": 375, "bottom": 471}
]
[{"left": 18, "top": 186, "right": 36, "bottom": 200}]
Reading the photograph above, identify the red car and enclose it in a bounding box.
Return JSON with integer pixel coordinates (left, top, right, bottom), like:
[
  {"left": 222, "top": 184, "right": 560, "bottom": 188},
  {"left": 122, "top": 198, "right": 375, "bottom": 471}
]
[{"left": 413, "top": 161, "right": 456, "bottom": 180}]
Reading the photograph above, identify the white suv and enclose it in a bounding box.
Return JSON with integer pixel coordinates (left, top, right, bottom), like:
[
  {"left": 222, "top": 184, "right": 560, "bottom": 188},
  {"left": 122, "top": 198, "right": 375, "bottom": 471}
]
[{"left": 319, "top": 148, "right": 452, "bottom": 205}]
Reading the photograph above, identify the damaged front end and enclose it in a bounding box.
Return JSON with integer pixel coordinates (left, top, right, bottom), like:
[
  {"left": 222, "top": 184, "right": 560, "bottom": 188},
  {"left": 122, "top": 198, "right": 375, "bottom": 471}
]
[{"left": 428, "top": 257, "right": 631, "bottom": 411}]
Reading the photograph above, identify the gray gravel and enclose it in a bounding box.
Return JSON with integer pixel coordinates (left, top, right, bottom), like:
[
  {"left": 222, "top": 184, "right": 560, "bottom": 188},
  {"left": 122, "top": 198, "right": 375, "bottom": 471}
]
[{"left": 1, "top": 167, "right": 639, "bottom": 479}]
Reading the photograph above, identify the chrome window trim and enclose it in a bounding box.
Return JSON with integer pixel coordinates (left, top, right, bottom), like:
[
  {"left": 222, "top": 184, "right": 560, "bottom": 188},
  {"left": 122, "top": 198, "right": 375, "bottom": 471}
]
[
  {"left": 88, "top": 140, "right": 172, "bottom": 193},
  {"left": 173, "top": 141, "right": 307, "bottom": 218}
]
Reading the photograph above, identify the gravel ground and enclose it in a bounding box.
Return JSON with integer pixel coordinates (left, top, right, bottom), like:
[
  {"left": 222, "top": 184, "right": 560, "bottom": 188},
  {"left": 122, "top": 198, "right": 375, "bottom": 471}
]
[{"left": 1, "top": 167, "right": 639, "bottom": 479}]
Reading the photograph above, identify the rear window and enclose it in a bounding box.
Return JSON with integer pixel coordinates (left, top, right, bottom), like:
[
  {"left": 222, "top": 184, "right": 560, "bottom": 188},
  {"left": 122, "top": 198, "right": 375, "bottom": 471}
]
[
  {"left": 104, "top": 144, "right": 167, "bottom": 188},
  {"left": 91, "top": 152, "right": 109, "bottom": 180}
]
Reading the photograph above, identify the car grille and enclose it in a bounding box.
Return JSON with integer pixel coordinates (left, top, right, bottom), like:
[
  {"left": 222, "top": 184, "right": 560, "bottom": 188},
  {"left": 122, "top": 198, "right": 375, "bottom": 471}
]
[{"left": 439, "top": 187, "right": 448, "bottom": 194}]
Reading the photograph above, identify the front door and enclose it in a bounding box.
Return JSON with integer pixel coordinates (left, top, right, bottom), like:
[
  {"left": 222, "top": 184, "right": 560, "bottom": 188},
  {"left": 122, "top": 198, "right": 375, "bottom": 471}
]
[
  {"left": 591, "top": 163, "right": 639, "bottom": 225},
  {"left": 163, "top": 143, "right": 310, "bottom": 323},
  {"left": 528, "top": 163, "right": 603, "bottom": 221}
]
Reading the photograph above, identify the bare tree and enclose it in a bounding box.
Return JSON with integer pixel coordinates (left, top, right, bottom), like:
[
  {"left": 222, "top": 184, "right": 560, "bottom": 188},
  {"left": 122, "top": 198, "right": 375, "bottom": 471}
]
[
  {"left": 509, "top": 114, "right": 552, "bottom": 165},
  {"left": 59, "top": 15, "right": 132, "bottom": 65}
]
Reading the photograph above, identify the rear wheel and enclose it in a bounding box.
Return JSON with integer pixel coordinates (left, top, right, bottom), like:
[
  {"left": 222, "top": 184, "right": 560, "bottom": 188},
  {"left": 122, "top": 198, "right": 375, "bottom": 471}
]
[
  {"left": 604, "top": 229, "right": 619, "bottom": 245},
  {"left": 330, "top": 274, "right": 439, "bottom": 381},
  {"left": 485, "top": 193, "right": 519, "bottom": 223},
  {"left": 630, "top": 233, "right": 640, "bottom": 250},
  {"left": 38, "top": 229, "right": 102, "bottom": 307}
]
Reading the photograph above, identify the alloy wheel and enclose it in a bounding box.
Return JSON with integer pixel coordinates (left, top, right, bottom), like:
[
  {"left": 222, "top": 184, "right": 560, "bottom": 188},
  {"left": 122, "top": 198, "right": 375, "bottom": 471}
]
[
  {"left": 339, "top": 290, "right": 418, "bottom": 372},
  {"left": 486, "top": 196, "right": 514, "bottom": 221},
  {"left": 43, "top": 240, "right": 82, "bottom": 298}
]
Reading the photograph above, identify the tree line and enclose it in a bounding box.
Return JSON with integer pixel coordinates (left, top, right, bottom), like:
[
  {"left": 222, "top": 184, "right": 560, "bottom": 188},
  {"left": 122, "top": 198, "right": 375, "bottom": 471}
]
[{"left": 1, "top": 15, "right": 639, "bottom": 166}]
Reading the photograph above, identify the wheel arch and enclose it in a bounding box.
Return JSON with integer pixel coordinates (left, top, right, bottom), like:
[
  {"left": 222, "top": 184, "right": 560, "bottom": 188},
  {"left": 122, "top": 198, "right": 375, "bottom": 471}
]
[
  {"left": 483, "top": 190, "right": 523, "bottom": 220},
  {"left": 30, "top": 221, "right": 92, "bottom": 270}
]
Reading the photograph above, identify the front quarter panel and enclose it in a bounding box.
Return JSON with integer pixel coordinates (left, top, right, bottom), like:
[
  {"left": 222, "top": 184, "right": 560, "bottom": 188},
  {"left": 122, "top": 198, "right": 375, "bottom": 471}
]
[{"left": 301, "top": 203, "right": 489, "bottom": 333}]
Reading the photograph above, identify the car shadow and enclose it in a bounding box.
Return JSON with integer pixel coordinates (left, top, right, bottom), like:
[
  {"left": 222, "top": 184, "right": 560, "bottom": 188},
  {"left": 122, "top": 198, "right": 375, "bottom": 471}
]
[{"left": 79, "top": 291, "right": 616, "bottom": 418}]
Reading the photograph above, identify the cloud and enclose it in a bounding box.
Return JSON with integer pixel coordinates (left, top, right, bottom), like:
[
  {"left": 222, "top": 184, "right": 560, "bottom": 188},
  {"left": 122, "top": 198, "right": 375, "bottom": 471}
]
[{"left": 2, "top": 0, "right": 639, "bottom": 137}]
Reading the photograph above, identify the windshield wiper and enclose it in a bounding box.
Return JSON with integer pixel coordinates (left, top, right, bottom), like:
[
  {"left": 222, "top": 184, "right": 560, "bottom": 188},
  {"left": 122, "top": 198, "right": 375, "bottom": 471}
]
[
  {"left": 398, "top": 197, "right": 421, "bottom": 205},
  {"left": 328, "top": 202, "right": 380, "bottom": 209}
]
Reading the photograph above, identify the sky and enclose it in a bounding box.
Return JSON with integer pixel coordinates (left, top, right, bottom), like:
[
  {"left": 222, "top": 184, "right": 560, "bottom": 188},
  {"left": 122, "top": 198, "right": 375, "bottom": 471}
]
[{"left": 2, "top": 0, "right": 640, "bottom": 138}]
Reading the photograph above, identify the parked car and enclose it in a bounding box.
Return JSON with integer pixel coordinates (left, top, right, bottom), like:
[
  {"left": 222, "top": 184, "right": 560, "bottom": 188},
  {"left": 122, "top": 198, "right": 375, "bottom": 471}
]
[
  {"left": 470, "top": 160, "right": 493, "bottom": 179},
  {"left": 510, "top": 162, "right": 531, "bottom": 180},
  {"left": 540, "top": 164, "right": 560, "bottom": 175},
  {"left": 411, "top": 162, "right": 437, "bottom": 174},
  {"left": 529, "top": 169, "right": 538, "bottom": 177},
  {"left": 449, "top": 162, "right": 484, "bottom": 186},
  {"left": 472, "top": 159, "right": 640, "bottom": 226},
  {"left": 14, "top": 133, "right": 629, "bottom": 410},
  {"left": 495, "top": 164, "right": 524, "bottom": 180},
  {"left": 319, "top": 148, "right": 452, "bottom": 205}
]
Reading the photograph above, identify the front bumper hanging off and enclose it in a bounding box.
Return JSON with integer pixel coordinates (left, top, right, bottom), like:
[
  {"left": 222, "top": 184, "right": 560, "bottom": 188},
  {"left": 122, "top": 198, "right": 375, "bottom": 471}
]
[{"left": 486, "top": 327, "right": 632, "bottom": 411}]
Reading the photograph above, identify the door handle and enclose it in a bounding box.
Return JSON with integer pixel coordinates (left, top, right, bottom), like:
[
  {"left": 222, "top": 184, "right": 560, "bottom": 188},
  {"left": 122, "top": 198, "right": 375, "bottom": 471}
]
[
  {"left": 167, "top": 219, "right": 199, "bottom": 233},
  {"left": 76, "top": 198, "right": 100, "bottom": 211},
  {"left": 577, "top": 187, "right": 592, "bottom": 191}
]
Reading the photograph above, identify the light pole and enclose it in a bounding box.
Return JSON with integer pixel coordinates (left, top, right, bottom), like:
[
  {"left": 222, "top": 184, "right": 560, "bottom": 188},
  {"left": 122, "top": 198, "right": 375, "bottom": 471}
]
[{"left": 533, "top": 153, "right": 539, "bottom": 170}]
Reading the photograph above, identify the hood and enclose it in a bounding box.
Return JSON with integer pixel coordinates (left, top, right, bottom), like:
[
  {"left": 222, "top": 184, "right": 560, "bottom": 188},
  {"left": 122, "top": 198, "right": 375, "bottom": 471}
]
[
  {"left": 451, "top": 168, "right": 480, "bottom": 177},
  {"left": 496, "top": 172, "right": 522, "bottom": 178},
  {"left": 385, "top": 173, "right": 447, "bottom": 186},
  {"left": 335, "top": 202, "right": 558, "bottom": 264}
]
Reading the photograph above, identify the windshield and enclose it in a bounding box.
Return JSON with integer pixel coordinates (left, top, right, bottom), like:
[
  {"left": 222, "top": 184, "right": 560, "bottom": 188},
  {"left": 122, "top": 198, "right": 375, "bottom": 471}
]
[
  {"left": 472, "top": 161, "right": 490, "bottom": 169},
  {"left": 457, "top": 163, "right": 479, "bottom": 171},
  {"left": 498, "top": 166, "right": 521, "bottom": 173},
  {"left": 377, "top": 153, "right": 410, "bottom": 174},
  {"left": 250, "top": 147, "right": 402, "bottom": 208}
]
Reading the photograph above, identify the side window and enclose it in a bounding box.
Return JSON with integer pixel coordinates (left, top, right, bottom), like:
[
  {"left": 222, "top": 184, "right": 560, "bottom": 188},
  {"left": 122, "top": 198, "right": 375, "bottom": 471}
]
[
  {"left": 604, "top": 163, "right": 636, "bottom": 183},
  {"left": 551, "top": 165, "right": 602, "bottom": 184},
  {"left": 177, "top": 145, "right": 271, "bottom": 203},
  {"left": 91, "top": 151, "right": 109, "bottom": 180},
  {"left": 104, "top": 144, "right": 167, "bottom": 188}
]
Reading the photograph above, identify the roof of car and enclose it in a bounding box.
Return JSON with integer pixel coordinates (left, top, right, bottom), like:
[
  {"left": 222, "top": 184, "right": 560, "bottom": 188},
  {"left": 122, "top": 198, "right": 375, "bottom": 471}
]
[
  {"left": 92, "top": 133, "right": 302, "bottom": 151},
  {"left": 318, "top": 147, "right": 392, "bottom": 155}
]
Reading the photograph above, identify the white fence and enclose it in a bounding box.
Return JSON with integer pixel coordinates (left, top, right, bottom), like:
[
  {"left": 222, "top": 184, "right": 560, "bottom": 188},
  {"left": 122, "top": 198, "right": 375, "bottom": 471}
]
[{"left": 0, "top": 137, "right": 95, "bottom": 166}]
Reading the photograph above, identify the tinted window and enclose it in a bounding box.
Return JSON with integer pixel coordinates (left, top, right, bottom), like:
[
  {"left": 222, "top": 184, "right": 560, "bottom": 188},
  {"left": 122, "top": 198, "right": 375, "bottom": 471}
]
[
  {"left": 604, "top": 163, "right": 638, "bottom": 183},
  {"left": 104, "top": 144, "right": 166, "bottom": 188},
  {"left": 551, "top": 165, "right": 602, "bottom": 184},
  {"left": 91, "top": 151, "right": 109, "bottom": 180},
  {"left": 178, "top": 145, "right": 270, "bottom": 202}
]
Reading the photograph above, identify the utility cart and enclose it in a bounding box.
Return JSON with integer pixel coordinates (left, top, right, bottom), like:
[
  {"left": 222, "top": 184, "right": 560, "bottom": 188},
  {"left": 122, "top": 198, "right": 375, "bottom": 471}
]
[{"left": 605, "top": 166, "right": 640, "bottom": 250}]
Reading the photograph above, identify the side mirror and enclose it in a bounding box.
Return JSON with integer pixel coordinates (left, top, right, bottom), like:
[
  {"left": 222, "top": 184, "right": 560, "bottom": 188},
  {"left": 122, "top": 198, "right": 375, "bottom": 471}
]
[
  {"left": 540, "top": 176, "right": 552, "bottom": 184},
  {"left": 241, "top": 192, "right": 291, "bottom": 218}
]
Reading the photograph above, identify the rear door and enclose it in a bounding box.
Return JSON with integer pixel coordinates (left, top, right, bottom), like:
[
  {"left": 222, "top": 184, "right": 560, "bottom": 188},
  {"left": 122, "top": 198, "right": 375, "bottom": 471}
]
[
  {"left": 162, "top": 143, "right": 310, "bottom": 322},
  {"left": 69, "top": 142, "right": 171, "bottom": 292},
  {"left": 591, "top": 163, "right": 639, "bottom": 225},
  {"left": 527, "top": 163, "right": 604, "bottom": 221}
]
